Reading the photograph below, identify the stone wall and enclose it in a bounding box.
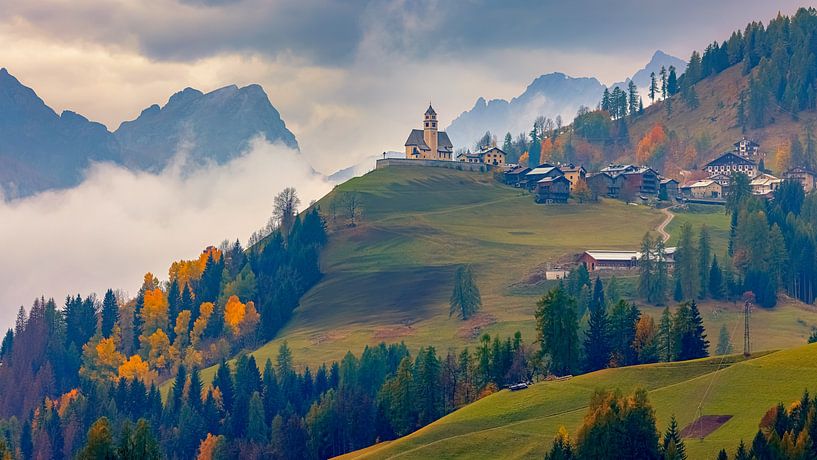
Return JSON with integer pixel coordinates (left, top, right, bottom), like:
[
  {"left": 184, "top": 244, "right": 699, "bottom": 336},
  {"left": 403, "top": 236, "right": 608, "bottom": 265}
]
[{"left": 375, "top": 158, "right": 491, "bottom": 172}]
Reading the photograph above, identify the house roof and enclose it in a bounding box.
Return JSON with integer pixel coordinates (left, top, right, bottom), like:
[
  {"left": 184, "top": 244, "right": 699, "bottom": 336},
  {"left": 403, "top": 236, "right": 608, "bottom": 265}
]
[
  {"left": 785, "top": 166, "right": 817, "bottom": 176},
  {"left": 704, "top": 152, "right": 756, "bottom": 168},
  {"left": 683, "top": 179, "right": 719, "bottom": 189},
  {"left": 584, "top": 248, "right": 677, "bottom": 262},
  {"left": 660, "top": 178, "right": 679, "bottom": 185},
  {"left": 425, "top": 104, "right": 436, "bottom": 116},
  {"left": 561, "top": 164, "right": 586, "bottom": 173},
  {"left": 526, "top": 166, "right": 563, "bottom": 176},
  {"left": 750, "top": 174, "right": 782, "bottom": 186},
  {"left": 475, "top": 146, "right": 506, "bottom": 156},
  {"left": 505, "top": 166, "right": 531, "bottom": 176},
  {"left": 537, "top": 175, "right": 570, "bottom": 184},
  {"left": 734, "top": 138, "right": 759, "bottom": 148}
]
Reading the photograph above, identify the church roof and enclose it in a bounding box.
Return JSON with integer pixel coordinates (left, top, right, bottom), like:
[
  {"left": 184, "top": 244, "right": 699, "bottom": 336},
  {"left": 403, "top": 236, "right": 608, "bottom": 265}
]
[
  {"left": 404, "top": 128, "right": 453, "bottom": 153},
  {"left": 425, "top": 104, "right": 437, "bottom": 116}
]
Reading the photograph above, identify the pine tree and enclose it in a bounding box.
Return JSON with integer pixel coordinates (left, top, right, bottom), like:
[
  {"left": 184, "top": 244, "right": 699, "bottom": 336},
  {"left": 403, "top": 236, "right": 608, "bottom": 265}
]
[
  {"left": 638, "top": 233, "right": 655, "bottom": 301},
  {"left": 661, "top": 415, "right": 686, "bottom": 460},
  {"left": 449, "top": 265, "right": 482, "bottom": 320},
  {"left": 657, "top": 307, "right": 673, "bottom": 362},
  {"left": 535, "top": 285, "right": 579, "bottom": 376},
  {"left": 716, "top": 324, "right": 733, "bottom": 355},
  {"left": 698, "top": 225, "right": 711, "bottom": 299},
  {"left": 709, "top": 255, "right": 724, "bottom": 299},
  {"left": 649, "top": 72, "right": 658, "bottom": 103},
  {"left": 584, "top": 295, "right": 610, "bottom": 372},
  {"left": 607, "top": 276, "right": 621, "bottom": 305},
  {"left": 673, "top": 276, "right": 683, "bottom": 302},
  {"left": 675, "top": 223, "right": 699, "bottom": 300},
  {"left": 667, "top": 66, "right": 678, "bottom": 96},
  {"left": 101, "top": 289, "right": 118, "bottom": 337},
  {"left": 660, "top": 66, "right": 668, "bottom": 99},
  {"left": 247, "top": 391, "right": 268, "bottom": 443}
]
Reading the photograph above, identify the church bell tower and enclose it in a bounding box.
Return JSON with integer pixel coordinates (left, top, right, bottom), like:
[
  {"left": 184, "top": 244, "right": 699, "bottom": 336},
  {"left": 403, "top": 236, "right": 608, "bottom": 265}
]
[{"left": 423, "top": 104, "right": 438, "bottom": 158}]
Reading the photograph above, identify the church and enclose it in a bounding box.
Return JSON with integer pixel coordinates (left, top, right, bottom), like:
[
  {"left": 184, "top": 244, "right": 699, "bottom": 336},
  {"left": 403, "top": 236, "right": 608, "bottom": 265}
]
[{"left": 404, "top": 105, "right": 454, "bottom": 160}]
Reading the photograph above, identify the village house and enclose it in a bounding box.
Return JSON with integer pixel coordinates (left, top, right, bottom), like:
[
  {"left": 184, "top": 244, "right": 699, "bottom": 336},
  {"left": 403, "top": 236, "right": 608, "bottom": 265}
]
[
  {"left": 560, "top": 164, "right": 587, "bottom": 191},
  {"left": 659, "top": 178, "right": 679, "bottom": 199},
  {"left": 681, "top": 179, "right": 723, "bottom": 199},
  {"left": 522, "top": 164, "right": 563, "bottom": 190},
  {"left": 457, "top": 146, "right": 507, "bottom": 166},
  {"left": 587, "top": 172, "right": 627, "bottom": 199},
  {"left": 503, "top": 165, "right": 531, "bottom": 186},
  {"left": 733, "top": 137, "right": 761, "bottom": 157},
  {"left": 404, "top": 105, "right": 454, "bottom": 160},
  {"left": 750, "top": 173, "right": 782, "bottom": 197},
  {"left": 703, "top": 152, "right": 757, "bottom": 181},
  {"left": 579, "top": 248, "right": 676, "bottom": 271},
  {"left": 535, "top": 175, "right": 571, "bottom": 204},
  {"left": 599, "top": 164, "right": 660, "bottom": 196},
  {"left": 784, "top": 166, "right": 817, "bottom": 192}
]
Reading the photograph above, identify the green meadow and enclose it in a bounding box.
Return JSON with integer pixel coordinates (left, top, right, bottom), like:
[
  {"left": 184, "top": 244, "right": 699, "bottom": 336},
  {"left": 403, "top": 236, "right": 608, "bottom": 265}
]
[{"left": 342, "top": 344, "right": 817, "bottom": 460}]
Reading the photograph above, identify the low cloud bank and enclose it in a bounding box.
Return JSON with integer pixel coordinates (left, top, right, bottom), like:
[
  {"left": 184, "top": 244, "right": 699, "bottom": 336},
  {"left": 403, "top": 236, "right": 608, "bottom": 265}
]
[{"left": 0, "top": 139, "right": 332, "bottom": 330}]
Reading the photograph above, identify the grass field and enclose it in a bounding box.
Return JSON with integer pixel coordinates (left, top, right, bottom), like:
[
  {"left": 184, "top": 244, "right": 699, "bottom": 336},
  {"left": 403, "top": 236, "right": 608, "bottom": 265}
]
[
  {"left": 341, "top": 344, "right": 817, "bottom": 460},
  {"left": 244, "top": 166, "right": 662, "bottom": 370},
  {"left": 181, "top": 166, "right": 817, "bottom": 395}
]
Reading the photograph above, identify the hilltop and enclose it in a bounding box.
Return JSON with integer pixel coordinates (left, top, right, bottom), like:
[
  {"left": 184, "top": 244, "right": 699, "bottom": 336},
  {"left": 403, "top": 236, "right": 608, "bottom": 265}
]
[{"left": 342, "top": 343, "right": 817, "bottom": 459}]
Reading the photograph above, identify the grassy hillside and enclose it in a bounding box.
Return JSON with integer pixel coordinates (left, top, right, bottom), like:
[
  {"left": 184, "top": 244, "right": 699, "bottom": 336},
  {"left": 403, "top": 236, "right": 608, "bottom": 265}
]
[
  {"left": 341, "top": 344, "right": 817, "bottom": 460},
  {"left": 249, "top": 166, "right": 661, "bottom": 368},
  {"left": 183, "top": 166, "right": 817, "bottom": 395}
]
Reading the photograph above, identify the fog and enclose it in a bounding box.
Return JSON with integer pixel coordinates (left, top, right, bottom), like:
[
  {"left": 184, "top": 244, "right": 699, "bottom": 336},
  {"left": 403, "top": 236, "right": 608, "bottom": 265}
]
[{"left": 0, "top": 139, "right": 334, "bottom": 331}]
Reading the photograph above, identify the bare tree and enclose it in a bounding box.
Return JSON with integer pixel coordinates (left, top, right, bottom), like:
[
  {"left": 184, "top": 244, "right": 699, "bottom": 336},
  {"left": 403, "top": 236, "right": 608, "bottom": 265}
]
[
  {"left": 273, "top": 187, "right": 300, "bottom": 234},
  {"left": 341, "top": 192, "right": 362, "bottom": 227}
]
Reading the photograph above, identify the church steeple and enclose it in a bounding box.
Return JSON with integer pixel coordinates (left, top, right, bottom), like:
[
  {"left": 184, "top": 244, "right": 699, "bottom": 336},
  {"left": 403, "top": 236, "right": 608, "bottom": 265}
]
[{"left": 423, "top": 104, "right": 439, "bottom": 157}]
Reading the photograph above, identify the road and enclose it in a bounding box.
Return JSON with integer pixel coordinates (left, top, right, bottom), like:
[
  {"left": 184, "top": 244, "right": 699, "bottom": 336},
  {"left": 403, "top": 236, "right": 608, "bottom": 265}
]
[{"left": 656, "top": 206, "right": 675, "bottom": 242}]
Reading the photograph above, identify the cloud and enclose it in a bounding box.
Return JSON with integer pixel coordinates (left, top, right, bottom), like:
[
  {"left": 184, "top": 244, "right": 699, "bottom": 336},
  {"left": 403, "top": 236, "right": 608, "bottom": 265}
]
[{"left": 0, "top": 139, "right": 333, "bottom": 331}]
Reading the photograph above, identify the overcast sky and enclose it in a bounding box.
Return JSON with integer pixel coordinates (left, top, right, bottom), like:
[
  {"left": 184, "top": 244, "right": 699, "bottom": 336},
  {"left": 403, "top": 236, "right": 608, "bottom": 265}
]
[
  {"left": 0, "top": 0, "right": 809, "bottom": 329},
  {"left": 0, "top": 0, "right": 806, "bottom": 173}
]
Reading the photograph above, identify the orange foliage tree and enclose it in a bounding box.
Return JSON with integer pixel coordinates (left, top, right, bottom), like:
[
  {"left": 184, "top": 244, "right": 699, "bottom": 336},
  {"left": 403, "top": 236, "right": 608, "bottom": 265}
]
[
  {"left": 519, "top": 151, "right": 530, "bottom": 167},
  {"left": 635, "top": 124, "right": 668, "bottom": 165},
  {"left": 776, "top": 143, "right": 791, "bottom": 174}
]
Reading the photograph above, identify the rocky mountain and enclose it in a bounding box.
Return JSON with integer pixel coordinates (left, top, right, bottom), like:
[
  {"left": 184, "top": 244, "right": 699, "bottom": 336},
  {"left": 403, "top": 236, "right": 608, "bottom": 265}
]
[
  {"left": 446, "top": 73, "right": 605, "bottom": 148},
  {"left": 115, "top": 84, "right": 298, "bottom": 171},
  {"left": 0, "top": 69, "right": 298, "bottom": 198},
  {"left": 446, "top": 50, "right": 687, "bottom": 149},
  {"left": 610, "top": 50, "right": 688, "bottom": 100},
  {"left": 0, "top": 68, "right": 121, "bottom": 198}
]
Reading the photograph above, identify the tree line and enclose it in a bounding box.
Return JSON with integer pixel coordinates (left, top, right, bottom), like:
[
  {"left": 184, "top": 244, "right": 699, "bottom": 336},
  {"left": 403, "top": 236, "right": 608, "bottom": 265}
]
[
  {"left": 0, "top": 328, "right": 538, "bottom": 460},
  {"left": 535, "top": 275, "right": 709, "bottom": 377}
]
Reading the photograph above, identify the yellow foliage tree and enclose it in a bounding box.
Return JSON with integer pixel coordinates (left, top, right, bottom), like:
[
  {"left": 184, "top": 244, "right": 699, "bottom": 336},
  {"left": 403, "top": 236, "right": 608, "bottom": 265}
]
[
  {"left": 118, "top": 355, "right": 157, "bottom": 384},
  {"left": 190, "top": 302, "right": 214, "bottom": 348},
  {"left": 142, "top": 288, "right": 169, "bottom": 336},
  {"left": 224, "top": 295, "right": 246, "bottom": 336},
  {"left": 169, "top": 246, "right": 222, "bottom": 289},
  {"left": 56, "top": 389, "right": 80, "bottom": 417},
  {"left": 173, "top": 310, "right": 192, "bottom": 349},
  {"left": 140, "top": 328, "right": 173, "bottom": 375},
  {"left": 80, "top": 335, "right": 125, "bottom": 382}
]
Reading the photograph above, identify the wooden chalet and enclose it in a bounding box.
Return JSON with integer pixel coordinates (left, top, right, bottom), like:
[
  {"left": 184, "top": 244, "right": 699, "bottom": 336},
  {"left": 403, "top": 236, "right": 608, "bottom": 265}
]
[{"left": 535, "top": 175, "right": 571, "bottom": 203}]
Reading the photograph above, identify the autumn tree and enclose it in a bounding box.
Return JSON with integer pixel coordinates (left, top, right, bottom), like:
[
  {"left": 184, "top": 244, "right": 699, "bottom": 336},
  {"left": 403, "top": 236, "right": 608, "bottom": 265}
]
[
  {"left": 78, "top": 417, "right": 115, "bottom": 460},
  {"left": 635, "top": 124, "right": 667, "bottom": 165},
  {"left": 273, "top": 187, "right": 301, "bottom": 235}
]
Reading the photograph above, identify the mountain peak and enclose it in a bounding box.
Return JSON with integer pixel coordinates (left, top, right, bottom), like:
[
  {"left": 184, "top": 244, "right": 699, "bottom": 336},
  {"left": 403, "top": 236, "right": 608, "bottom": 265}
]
[{"left": 167, "top": 87, "right": 204, "bottom": 107}]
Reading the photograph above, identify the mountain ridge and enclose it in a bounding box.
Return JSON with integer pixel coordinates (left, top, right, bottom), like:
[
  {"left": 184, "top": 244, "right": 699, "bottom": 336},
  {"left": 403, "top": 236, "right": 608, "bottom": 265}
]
[
  {"left": 0, "top": 69, "right": 299, "bottom": 198},
  {"left": 446, "top": 50, "right": 686, "bottom": 149}
]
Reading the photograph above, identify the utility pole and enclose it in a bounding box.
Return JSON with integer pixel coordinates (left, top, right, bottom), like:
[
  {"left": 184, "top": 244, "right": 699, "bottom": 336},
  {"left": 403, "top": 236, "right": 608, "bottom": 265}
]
[{"left": 743, "top": 292, "right": 754, "bottom": 357}]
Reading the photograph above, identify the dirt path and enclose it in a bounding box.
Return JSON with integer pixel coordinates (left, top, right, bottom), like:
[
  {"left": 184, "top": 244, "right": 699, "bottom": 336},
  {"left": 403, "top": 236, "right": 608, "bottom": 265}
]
[{"left": 656, "top": 207, "right": 676, "bottom": 242}]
